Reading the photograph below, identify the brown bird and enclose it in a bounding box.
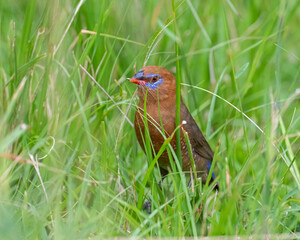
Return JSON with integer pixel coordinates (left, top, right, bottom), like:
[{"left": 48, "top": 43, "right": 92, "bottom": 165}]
[{"left": 130, "top": 66, "right": 217, "bottom": 211}]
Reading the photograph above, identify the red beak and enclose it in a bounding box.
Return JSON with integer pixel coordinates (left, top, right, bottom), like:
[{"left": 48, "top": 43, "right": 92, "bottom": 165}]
[{"left": 130, "top": 78, "right": 146, "bottom": 86}]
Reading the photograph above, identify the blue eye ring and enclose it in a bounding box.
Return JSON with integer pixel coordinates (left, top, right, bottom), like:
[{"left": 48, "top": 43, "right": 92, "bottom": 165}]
[{"left": 145, "top": 77, "right": 163, "bottom": 89}]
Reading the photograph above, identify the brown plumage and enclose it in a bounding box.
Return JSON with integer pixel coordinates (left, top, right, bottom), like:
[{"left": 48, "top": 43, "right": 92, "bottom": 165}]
[{"left": 130, "top": 66, "right": 217, "bottom": 189}]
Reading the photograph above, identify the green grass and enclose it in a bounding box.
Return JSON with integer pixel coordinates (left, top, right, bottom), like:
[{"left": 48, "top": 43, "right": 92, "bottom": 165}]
[{"left": 0, "top": 0, "right": 300, "bottom": 238}]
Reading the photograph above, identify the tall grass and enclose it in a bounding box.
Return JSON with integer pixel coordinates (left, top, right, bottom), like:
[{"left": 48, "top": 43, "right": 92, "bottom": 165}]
[{"left": 0, "top": 0, "right": 299, "bottom": 238}]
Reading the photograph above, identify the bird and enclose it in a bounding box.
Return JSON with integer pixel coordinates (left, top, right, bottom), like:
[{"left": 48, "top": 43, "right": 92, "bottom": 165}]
[{"left": 130, "top": 66, "right": 217, "bottom": 212}]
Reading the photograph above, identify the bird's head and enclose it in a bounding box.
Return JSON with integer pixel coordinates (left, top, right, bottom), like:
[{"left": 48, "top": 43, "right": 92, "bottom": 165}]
[{"left": 130, "top": 66, "right": 176, "bottom": 103}]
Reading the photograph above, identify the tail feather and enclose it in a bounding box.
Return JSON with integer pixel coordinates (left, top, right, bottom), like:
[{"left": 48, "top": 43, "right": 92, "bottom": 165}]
[{"left": 207, "top": 160, "right": 218, "bottom": 190}]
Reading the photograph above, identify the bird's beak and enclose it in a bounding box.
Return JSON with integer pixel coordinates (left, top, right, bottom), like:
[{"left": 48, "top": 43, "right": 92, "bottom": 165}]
[{"left": 130, "top": 77, "right": 146, "bottom": 86}]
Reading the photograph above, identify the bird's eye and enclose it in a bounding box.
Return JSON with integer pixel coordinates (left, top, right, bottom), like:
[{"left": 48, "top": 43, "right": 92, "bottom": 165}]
[{"left": 152, "top": 76, "right": 157, "bottom": 81}]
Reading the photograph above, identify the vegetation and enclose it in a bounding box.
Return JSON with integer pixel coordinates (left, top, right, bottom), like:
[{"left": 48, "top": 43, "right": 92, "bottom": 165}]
[{"left": 0, "top": 0, "right": 299, "bottom": 238}]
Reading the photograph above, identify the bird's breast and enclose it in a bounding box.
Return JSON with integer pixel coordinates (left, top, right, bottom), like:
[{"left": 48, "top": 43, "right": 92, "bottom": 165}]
[
  {"left": 134, "top": 106, "right": 194, "bottom": 171},
  {"left": 134, "top": 104, "right": 176, "bottom": 166}
]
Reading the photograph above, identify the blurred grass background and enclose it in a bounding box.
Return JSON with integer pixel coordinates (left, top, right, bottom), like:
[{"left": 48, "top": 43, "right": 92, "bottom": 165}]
[{"left": 0, "top": 0, "right": 299, "bottom": 238}]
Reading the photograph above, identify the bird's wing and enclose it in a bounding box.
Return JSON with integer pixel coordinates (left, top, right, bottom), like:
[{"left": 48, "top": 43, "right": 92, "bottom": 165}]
[{"left": 180, "top": 103, "right": 214, "bottom": 162}]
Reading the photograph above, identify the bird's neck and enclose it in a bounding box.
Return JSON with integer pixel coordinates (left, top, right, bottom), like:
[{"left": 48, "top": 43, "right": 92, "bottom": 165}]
[{"left": 138, "top": 92, "right": 176, "bottom": 110}]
